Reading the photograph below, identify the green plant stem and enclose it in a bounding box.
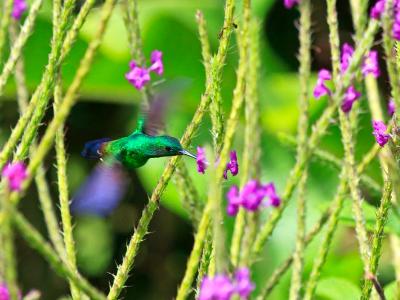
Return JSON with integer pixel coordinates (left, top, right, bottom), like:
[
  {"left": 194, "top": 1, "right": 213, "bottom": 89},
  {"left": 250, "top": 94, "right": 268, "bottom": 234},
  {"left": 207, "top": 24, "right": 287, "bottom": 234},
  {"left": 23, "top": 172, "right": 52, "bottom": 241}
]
[
  {"left": 361, "top": 181, "right": 392, "bottom": 300},
  {"left": 54, "top": 72, "right": 81, "bottom": 300},
  {"left": 12, "top": 211, "right": 106, "bottom": 300},
  {"left": 107, "top": 1, "right": 236, "bottom": 297},
  {"left": 1, "top": 189, "right": 18, "bottom": 300},
  {"left": 250, "top": 19, "right": 380, "bottom": 263},
  {"left": 326, "top": 0, "right": 371, "bottom": 277},
  {"left": 196, "top": 228, "right": 213, "bottom": 294},
  {"left": 196, "top": 10, "right": 211, "bottom": 71},
  {"left": 0, "top": 0, "right": 13, "bottom": 64},
  {"left": 176, "top": 203, "right": 211, "bottom": 300},
  {"left": 9, "top": 21, "right": 66, "bottom": 259},
  {"left": 289, "top": 0, "right": 312, "bottom": 298},
  {"left": 231, "top": 17, "right": 261, "bottom": 268}
]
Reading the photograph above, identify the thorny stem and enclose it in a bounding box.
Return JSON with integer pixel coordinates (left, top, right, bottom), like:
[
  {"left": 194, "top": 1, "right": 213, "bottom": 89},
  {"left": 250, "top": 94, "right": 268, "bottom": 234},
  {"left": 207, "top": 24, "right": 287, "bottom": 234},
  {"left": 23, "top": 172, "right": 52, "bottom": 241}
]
[
  {"left": 361, "top": 182, "right": 392, "bottom": 300},
  {"left": 326, "top": 0, "right": 372, "bottom": 278},
  {"left": 289, "top": 0, "right": 312, "bottom": 298},
  {"left": 10, "top": 21, "right": 66, "bottom": 260},
  {"left": 107, "top": 0, "right": 236, "bottom": 298},
  {"left": 54, "top": 73, "right": 81, "bottom": 300},
  {"left": 250, "top": 19, "right": 380, "bottom": 263}
]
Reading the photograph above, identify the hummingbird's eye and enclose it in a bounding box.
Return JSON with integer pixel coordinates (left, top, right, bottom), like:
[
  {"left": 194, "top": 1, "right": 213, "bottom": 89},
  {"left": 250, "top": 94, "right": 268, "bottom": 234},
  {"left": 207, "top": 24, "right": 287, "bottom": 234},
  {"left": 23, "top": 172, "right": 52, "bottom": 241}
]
[{"left": 165, "top": 146, "right": 172, "bottom": 151}]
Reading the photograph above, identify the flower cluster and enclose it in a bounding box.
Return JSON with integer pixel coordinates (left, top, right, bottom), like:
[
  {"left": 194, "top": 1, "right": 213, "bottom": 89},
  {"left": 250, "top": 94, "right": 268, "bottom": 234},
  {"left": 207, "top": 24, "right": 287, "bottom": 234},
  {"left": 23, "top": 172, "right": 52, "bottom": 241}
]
[
  {"left": 283, "top": 0, "right": 299, "bottom": 9},
  {"left": 226, "top": 180, "right": 280, "bottom": 216},
  {"left": 370, "top": 0, "right": 400, "bottom": 41},
  {"left": 372, "top": 120, "right": 391, "bottom": 147},
  {"left": 388, "top": 99, "right": 396, "bottom": 116},
  {"left": 12, "top": 0, "right": 27, "bottom": 20},
  {"left": 199, "top": 268, "right": 255, "bottom": 300},
  {"left": 1, "top": 162, "right": 27, "bottom": 192},
  {"left": 125, "top": 50, "right": 163, "bottom": 90},
  {"left": 313, "top": 44, "right": 380, "bottom": 113},
  {"left": 196, "top": 147, "right": 239, "bottom": 179}
]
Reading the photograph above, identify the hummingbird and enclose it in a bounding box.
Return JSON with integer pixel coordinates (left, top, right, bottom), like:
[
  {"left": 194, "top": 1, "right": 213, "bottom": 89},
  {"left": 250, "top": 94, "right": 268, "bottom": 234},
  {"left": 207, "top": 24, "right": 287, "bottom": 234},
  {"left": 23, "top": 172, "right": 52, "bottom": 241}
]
[
  {"left": 80, "top": 96, "right": 197, "bottom": 169},
  {"left": 72, "top": 92, "right": 196, "bottom": 216}
]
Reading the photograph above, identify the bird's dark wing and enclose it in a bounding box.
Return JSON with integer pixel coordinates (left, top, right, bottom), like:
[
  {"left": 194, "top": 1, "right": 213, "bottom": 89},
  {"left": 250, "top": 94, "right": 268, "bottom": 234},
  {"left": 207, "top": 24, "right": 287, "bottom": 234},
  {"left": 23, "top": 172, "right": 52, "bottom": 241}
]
[
  {"left": 70, "top": 161, "right": 129, "bottom": 217},
  {"left": 133, "top": 79, "right": 191, "bottom": 136},
  {"left": 136, "top": 94, "right": 169, "bottom": 136}
]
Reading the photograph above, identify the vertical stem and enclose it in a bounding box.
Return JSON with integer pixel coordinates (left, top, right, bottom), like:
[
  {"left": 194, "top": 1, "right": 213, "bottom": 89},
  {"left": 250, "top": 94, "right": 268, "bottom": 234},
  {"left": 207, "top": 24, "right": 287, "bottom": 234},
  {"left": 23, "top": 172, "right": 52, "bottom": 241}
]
[
  {"left": 0, "top": 0, "right": 13, "bottom": 64},
  {"left": 289, "top": 0, "right": 312, "bottom": 298},
  {"left": 1, "top": 188, "right": 18, "bottom": 300}
]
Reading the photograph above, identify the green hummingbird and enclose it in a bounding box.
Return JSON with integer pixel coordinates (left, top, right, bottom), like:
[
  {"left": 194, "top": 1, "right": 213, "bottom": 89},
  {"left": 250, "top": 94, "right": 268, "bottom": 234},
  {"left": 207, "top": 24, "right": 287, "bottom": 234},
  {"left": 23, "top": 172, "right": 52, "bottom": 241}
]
[{"left": 81, "top": 95, "right": 196, "bottom": 169}]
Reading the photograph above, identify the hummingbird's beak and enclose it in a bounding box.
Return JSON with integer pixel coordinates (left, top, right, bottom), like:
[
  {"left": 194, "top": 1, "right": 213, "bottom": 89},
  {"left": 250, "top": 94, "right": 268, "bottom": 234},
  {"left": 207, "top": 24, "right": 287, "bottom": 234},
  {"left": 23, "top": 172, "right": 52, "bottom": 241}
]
[{"left": 179, "top": 149, "right": 197, "bottom": 159}]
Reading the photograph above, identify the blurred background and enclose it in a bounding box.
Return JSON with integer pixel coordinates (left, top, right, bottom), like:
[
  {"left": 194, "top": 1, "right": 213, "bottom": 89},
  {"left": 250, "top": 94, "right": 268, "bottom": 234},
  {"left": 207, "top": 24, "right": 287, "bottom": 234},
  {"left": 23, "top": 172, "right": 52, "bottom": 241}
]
[{"left": 0, "top": 0, "right": 399, "bottom": 299}]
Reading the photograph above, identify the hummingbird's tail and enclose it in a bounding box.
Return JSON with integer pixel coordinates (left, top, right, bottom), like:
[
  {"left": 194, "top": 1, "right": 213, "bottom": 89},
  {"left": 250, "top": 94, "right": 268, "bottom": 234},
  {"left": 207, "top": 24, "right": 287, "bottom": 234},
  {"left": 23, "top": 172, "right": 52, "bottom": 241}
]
[{"left": 81, "top": 138, "right": 111, "bottom": 159}]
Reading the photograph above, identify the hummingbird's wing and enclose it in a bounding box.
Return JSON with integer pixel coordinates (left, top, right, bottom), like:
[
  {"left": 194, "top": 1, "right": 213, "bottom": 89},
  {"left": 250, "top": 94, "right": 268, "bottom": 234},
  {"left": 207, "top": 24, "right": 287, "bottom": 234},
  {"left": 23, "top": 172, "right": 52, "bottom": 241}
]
[
  {"left": 136, "top": 93, "right": 169, "bottom": 136},
  {"left": 70, "top": 160, "right": 129, "bottom": 217}
]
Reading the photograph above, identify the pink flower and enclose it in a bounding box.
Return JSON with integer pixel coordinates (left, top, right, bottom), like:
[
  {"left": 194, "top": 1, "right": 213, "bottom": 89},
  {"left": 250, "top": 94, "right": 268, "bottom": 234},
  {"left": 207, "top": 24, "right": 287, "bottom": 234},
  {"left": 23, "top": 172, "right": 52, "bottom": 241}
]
[
  {"left": 394, "top": 1, "right": 400, "bottom": 40},
  {"left": 373, "top": 120, "right": 390, "bottom": 147},
  {"left": 12, "top": 0, "right": 27, "bottom": 20},
  {"left": 196, "top": 147, "right": 208, "bottom": 174},
  {"left": 340, "top": 43, "right": 354, "bottom": 74},
  {"left": 226, "top": 180, "right": 280, "bottom": 216},
  {"left": 125, "top": 64, "right": 150, "bottom": 90},
  {"left": 0, "top": 284, "right": 10, "bottom": 300},
  {"left": 341, "top": 85, "right": 361, "bottom": 113},
  {"left": 199, "top": 275, "right": 235, "bottom": 300},
  {"left": 148, "top": 50, "right": 164, "bottom": 75},
  {"left": 283, "top": 0, "right": 299, "bottom": 9},
  {"left": 362, "top": 51, "right": 380, "bottom": 78},
  {"left": 313, "top": 69, "right": 332, "bottom": 99},
  {"left": 2, "top": 162, "right": 27, "bottom": 192},
  {"left": 223, "top": 151, "right": 239, "bottom": 179},
  {"left": 234, "top": 268, "right": 255, "bottom": 299},
  {"left": 388, "top": 99, "right": 396, "bottom": 116},
  {"left": 370, "top": 0, "right": 385, "bottom": 19},
  {"left": 261, "top": 183, "right": 281, "bottom": 207}
]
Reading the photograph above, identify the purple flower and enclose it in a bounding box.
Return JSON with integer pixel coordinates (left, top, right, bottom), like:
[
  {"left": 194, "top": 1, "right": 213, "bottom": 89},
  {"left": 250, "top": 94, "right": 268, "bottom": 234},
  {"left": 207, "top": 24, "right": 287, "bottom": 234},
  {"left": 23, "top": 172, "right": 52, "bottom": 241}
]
[
  {"left": 234, "top": 268, "right": 255, "bottom": 299},
  {"left": 370, "top": 0, "right": 385, "bottom": 19},
  {"left": 12, "top": 0, "right": 27, "bottom": 20},
  {"left": 226, "top": 185, "right": 241, "bottom": 216},
  {"left": 226, "top": 180, "right": 280, "bottom": 216},
  {"left": 341, "top": 85, "right": 361, "bottom": 113},
  {"left": 196, "top": 147, "right": 208, "bottom": 174},
  {"left": 148, "top": 50, "right": 164, "bottom": 75},
  {"left": 241, "top": 180, "right": 265, "bottom": 211},
  {"left": 283, "top": 0, "right": 299, "bottom": 9},
  {"left": 388, "top": 99, "right": 396, "bottom": 116},
  {"left": 261, "top": 183, "right": 281, "bottom": 207},
  {"left": 199, "top": 275, "right": 235, "bottom": 300},
  {"left": 313, "top": 69, "right": 332, "bottom": 99},
  {"left": 2, "top": 162, "right": 27, "bottom": 192},
  {"left": 373, "top": 120, "right": 390, "bottom": 147},
  {"left": 340, "top": 43, "right": 354, "bottom": 73},
  {"left": 0, "top": 284, "right": 10, "bottom": 300},
  {"left": 394, "top": 1, "right": 400, "bottom": 40},
  {"left": 362, "top": 51, "right": 380, "bottom": 78},
  {"left": 223, "top": 151, "right": 239, "bottom": 179},
  {"left": 125, "top": 63, "right": 150, "bottom": 90}
]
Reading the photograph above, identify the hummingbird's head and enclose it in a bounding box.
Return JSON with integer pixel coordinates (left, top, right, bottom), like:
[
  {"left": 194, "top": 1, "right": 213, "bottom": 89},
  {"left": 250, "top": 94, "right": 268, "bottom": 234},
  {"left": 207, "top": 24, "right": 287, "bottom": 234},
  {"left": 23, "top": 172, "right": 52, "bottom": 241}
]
[{"left": 148, "top": 136, "right": 196, "bottom": 159}]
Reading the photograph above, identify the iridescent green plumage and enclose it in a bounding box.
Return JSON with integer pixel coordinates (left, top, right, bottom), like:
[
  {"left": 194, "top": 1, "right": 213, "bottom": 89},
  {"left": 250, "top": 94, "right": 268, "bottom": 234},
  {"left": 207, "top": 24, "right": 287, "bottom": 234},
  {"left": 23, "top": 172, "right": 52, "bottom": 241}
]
[{"left": 82, "top": 98, "right": 196, "bottom": 170}]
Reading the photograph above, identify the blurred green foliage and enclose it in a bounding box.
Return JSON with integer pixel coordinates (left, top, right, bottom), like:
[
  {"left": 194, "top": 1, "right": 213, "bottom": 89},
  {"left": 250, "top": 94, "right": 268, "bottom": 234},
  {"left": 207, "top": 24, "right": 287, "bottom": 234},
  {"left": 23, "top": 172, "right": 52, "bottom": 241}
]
[{"left": 0, "top": 0, "right": 396, "bottom": 299}]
